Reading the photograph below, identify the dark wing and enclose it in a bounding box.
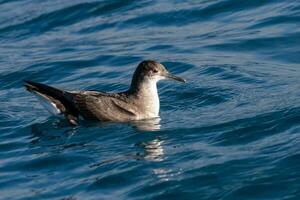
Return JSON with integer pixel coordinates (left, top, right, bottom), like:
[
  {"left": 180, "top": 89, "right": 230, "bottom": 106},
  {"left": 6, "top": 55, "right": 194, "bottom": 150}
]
[{"left": 66, "top": 91, "right": 138, "bottom": 122}]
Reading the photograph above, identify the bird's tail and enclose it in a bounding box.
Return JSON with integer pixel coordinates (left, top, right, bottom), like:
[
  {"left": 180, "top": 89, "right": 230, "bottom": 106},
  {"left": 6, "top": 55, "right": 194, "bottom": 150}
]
[{"left": 24, "top": 80, "right": 79, "bottom": 125}]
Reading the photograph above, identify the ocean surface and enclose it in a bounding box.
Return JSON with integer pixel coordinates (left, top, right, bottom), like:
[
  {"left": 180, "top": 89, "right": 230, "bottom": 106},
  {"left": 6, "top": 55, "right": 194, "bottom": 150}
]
[{"left": 1, "top": 0, "right": 300, "bottom": 199}]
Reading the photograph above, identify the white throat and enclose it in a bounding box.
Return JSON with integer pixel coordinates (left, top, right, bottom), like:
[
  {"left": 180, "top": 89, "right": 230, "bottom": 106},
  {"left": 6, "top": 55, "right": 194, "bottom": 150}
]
[{"left": 139, "top": 77, "right": 160, "bottom": 118}]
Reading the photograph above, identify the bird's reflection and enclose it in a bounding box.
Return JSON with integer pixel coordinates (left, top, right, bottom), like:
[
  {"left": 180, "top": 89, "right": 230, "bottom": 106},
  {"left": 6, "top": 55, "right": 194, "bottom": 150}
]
[
  {"left": 131, "top": 118, "right": 164, "bottom": 161},
  {"left": 90, "top": 137, "right": 165, "bottom": 169},
  {"left": 28, "top": 117, "right": 164, "bottom": 161},
  {"left": 138, "top": 137, "right": 182, "bottom": 182},
  {"left": 139, "top": 138, "right": 164, "bottom": 162},
  {"left": 130, "top": 117, "right": 161, "bottom": 131}
]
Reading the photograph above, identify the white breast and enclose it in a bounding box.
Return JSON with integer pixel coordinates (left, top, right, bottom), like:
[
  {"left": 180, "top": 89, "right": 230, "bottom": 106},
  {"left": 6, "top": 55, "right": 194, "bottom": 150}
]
[{"left": 139, "top": 78, "right": 160, "bottom": 119}]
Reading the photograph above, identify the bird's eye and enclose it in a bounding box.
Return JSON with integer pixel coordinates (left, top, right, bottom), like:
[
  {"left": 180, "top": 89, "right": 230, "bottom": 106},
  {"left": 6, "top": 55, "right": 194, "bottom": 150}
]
[{"left": 153, "top": 69, "right": 158, "bottom": 73}]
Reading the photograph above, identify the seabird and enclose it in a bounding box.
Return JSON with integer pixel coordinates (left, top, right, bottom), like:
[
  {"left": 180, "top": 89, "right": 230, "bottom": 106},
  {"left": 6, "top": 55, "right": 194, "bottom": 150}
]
[{"left": 24, "top": 60, "right": 186, "bottom": 125}]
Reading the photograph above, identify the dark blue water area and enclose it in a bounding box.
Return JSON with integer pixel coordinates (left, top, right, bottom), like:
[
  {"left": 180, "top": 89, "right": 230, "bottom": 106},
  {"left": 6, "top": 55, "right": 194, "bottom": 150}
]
[{"left": 1, "top": 0, "right": 300, "bottom": 199}]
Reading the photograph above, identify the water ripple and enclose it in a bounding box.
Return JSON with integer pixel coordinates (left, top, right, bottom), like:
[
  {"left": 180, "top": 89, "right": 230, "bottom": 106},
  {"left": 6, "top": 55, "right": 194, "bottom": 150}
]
[{"left": 1, "top": 0, "right": 300, "bottom": 199}]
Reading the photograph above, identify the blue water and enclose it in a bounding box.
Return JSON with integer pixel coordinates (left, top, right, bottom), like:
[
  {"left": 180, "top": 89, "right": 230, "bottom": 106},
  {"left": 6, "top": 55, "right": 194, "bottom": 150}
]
[{"left": 1, "top": 0, "right": 300, "bottom": 199}]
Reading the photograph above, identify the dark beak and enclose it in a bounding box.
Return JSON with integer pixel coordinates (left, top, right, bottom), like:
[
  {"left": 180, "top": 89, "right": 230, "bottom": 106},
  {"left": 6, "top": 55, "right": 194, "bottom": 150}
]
[{"left": 165, "top": 73, "right": 186, "bottom": 83}]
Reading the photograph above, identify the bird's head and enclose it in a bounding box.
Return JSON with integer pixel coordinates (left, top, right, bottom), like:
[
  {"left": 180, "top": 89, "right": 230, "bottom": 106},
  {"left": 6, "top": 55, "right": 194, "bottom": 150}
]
[{"left": 132, "top": 60, "right": 186, "bottom": 84}]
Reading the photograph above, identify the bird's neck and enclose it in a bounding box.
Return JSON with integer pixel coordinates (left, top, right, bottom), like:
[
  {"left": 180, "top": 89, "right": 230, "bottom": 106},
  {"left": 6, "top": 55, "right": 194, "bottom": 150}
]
[
  {"left": 130, "top": 76, "right": 159, "bottom": 95},
  {"left": 129, "top": 77, "right": 160, "bottom": 118}
]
